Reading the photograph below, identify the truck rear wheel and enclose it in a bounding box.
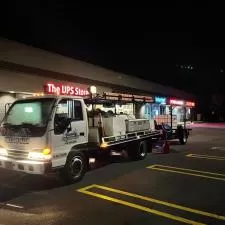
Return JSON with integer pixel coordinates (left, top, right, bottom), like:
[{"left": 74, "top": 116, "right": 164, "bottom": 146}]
[
  {"left": 179, "top": 130, "right": 187, "bottom": 145},
  {"left": 127, "top": 141, "right": 147, "bottom": 161},
  {"left": 60, "top": 151, "right": 87, "bottom": 184}
]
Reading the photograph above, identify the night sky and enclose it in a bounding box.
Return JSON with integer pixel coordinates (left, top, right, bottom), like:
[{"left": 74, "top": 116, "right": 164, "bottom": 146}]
[{"left": 2, "top": 5, "right": 225, "bottom": 99}]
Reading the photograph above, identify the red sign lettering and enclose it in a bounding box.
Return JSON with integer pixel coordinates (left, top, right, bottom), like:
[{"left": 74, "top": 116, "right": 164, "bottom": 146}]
[
  {"left": 169, "top": 99, "right": 184, "bottom": 106},
  {"left": 186, "top": 101, "right": 195, "bottom": 107},
  {"left": 44, "top": 83, "right": 89, "bottom": 96}
]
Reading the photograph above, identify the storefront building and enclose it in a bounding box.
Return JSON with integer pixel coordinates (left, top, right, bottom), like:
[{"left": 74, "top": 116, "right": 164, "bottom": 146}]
[
  {"left": 143, "top": 96, "right": 196, "bottom": 129},
  {"left": 144, "top": 96, "right": 167, "bottom": 119},
  {"left": 167, "top": 98, "right": 195, "bottom": 125},
  {"left": 0, "top": 70, "right": 112, "bottom": 121},
  {"left": 0, "top": 38, "right": 196, "bottom": 123}
]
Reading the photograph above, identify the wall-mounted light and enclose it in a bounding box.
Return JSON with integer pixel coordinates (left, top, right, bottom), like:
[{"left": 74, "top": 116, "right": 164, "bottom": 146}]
[{"left": 89, "top": 86, "right": 97, "bottom": 94}]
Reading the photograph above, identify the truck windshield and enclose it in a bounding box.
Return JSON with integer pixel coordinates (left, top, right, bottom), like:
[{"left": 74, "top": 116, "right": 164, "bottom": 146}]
[{"left": 1, "top": 98, "right": 56, "bottom": 137}]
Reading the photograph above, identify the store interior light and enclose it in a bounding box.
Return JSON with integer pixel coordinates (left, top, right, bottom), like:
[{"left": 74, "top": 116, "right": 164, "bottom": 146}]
[{"left": 9, "top": 91, "right": 15, "bottom": 94}]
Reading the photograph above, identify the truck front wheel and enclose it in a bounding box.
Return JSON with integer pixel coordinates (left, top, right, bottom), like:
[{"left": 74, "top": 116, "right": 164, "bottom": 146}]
[
  {"left": 60, "top": 151, "right": 87, "bottom": 184},
  {"left": 127, "top": 141, "right": 148, "bottom": 161}
]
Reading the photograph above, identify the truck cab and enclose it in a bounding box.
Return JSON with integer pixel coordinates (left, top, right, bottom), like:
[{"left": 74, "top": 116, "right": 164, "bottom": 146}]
[{"left": 0, "top": 96, "right": 89, "bottom": 179}]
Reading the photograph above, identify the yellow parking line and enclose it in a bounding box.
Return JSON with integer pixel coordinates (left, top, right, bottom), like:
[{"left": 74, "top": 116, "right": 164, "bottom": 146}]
[
  {"left": 148, "top": 164, "right": 225, "bottom": 177},
  {"left": 77, "top": 185, "right": 205, "bottom": 225},
  {"left": 93, "top": 184, "right": 225, "bottom": 220},
  {"left": 147, "top": 164, "right": 225, "bottom": 181},
  {"left": 147, "top": 165, "right": 225, "bottom": 181},
  {"left": 186, "top": 154, "right": 225, "bottom": 161},
  {"left": 77, "top": 184, "right": 225, "bottom": 222},
  {"left": 148, "top": 167, "right": 225, "bottom": 181}
]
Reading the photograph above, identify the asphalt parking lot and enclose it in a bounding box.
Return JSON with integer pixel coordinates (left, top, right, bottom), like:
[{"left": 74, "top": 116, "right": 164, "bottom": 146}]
[{"left": 1, "top": 126, "right": 225, "bottom": 225}]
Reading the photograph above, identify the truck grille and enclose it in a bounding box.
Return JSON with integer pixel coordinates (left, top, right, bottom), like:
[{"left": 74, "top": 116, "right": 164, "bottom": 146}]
[{"left": 7, "top": 150, "right": 29, "bottom": 160}]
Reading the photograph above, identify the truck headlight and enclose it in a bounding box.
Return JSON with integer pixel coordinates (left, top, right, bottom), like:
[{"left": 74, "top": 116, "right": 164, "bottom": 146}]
[
  {"left": 0, "top": 146, "right": 8, "bottom": 156},
  {"left": 28, "top": 148, "right": 52, "bottom": 161}
]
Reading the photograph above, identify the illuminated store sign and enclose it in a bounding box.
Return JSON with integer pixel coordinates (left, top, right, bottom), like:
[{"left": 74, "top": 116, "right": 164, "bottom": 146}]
[
  {"left": 186, "top": 101, "right": 195, "bottom": 107},
  {"left": 155, "top": 96, "right": 166, "bottom": 104},
  {"left": 104, "top": 92, "right": 154, "bottom": 102},
  {"left": 169, "top": 99, "right": 184, "bottom": 106},
  {"left": 44, "top": 83, "right": 89, "bottom": 96},
  {"left": 169, "top": 99, "right": 196, "bottom": 107}
]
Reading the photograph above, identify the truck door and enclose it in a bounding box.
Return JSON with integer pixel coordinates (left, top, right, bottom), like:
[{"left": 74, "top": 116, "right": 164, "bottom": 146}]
[{"left": 51, "top": 98, "right": 88, "bottom": 166}]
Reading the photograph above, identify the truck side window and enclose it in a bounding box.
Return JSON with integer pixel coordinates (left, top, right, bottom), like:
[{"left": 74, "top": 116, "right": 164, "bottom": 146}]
[
  {"left": 55, "top": 99, "right": 72, "bottom": 120},
  {"left": 54, "top": 99, "right": 73, "bottom": 134},
  {"left": 73, "top": 100, "right": 83, "bottom": 121}
]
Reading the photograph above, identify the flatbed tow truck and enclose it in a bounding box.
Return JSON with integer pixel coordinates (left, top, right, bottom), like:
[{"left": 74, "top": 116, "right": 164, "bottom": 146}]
[{"left": 0, "top": 88, "right": 161, "bottom": 183}]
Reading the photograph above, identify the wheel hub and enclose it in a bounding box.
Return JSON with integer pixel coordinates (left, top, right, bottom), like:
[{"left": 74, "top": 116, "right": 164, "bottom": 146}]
[
  {"left": 140, "top": 144, "right": 146, "bottom": 157},
  {"left": 70, "top": 156, "right": 83, "bottom": 178}
]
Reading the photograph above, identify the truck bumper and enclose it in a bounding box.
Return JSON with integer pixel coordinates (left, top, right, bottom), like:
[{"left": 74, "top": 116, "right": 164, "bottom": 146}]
[{"left": 0, "top": 156, "right": 52, "bottom": 175}]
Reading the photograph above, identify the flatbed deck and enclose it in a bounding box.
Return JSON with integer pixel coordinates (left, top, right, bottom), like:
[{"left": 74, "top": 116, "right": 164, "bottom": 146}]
[{"left": 102, "top": 130, "right": 161, "bottom": 147}]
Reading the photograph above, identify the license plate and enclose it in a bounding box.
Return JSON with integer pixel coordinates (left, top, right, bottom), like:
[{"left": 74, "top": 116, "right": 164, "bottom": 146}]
[{"left": 5, "top": 161, "right": 14, "bottom": 170}]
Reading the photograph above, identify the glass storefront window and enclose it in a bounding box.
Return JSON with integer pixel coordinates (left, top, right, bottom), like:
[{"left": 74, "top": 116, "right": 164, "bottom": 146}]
[
  {"left": 186, "top": 108, "right": 191, "bottom": 121},
  {"left": 160, "top": 105, "right": 166, "bottom": 115},
  {"left": 115, "top": 103, "right": 133, "bottom": 115},
  {"left": 151, "top": 104, "right": 160, "bottom": 118},
  {"left": 144, "top": 103, "right": 165, "bottom": 120}
]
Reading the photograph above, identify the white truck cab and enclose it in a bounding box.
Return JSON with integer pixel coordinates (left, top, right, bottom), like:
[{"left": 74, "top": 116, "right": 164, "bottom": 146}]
[
  {"left": 0, "top": 96, "right": 89, "bottom": 180},
  {"left": 0, "top": 93, "right": 161, "bottom": 183}
]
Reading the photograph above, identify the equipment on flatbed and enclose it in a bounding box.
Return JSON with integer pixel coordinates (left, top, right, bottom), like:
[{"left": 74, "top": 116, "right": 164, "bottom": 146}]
[{"left": 85, "top": 91, "right": 159, "bottom": 147}]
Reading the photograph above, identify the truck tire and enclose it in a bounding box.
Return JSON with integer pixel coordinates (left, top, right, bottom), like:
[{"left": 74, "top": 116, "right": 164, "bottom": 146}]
[
  {"left": 127, "top": 141, "right": 148, "bottom": 161},
  {"left": 179, "top": 130, "right": 187, "bottom": 145},
  {"left": 60, "top": 151, "right": 87, "bottom": 184},
  {"left": 147, "top": 140, "right": 153, "bottom": 153}
]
